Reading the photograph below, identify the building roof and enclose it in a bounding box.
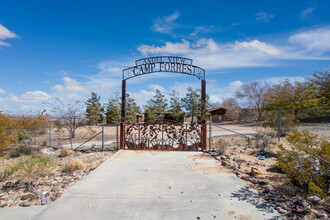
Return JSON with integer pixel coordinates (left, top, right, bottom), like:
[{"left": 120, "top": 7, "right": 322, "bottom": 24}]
[{"left": 208, "top": 107, "right": 227, "bottom": 113}]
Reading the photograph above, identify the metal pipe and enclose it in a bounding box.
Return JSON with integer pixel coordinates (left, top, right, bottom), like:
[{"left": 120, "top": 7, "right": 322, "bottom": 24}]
[
  {"left": 102, "top": 122, "right": 104, "bottom": 151},
  {"left": 209, "top": 118, "right": 212, "bottom": 151},
  {"left": 49, "top": 126, "right": 51, "bottom": 147},
  {"left": 278, "top": 109, "right": 282, "bottom": 143},
  {"left": 116, "top": 122, "right": 119, "bottom": 151}
]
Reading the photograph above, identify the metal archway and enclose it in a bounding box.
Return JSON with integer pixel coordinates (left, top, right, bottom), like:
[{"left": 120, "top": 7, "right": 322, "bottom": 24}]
[{"left": 120, "top": 56, "right": 206, "bottom": 151}]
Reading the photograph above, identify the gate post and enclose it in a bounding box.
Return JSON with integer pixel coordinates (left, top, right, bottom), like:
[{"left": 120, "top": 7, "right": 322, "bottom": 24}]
[
  {"left": 201, "top": 79, "right": 207, "bottom": 151},
  {"left": 120, "top": 80, "right": 126, "bottom": 149}
]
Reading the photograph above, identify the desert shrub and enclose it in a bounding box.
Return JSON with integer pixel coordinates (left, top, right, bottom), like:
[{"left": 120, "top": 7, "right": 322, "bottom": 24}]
[
  {"left": 62, "top": 158, "right": 84, "bottom": 173},
  {"left": 0, "top": 113, "right": 17, "bottom": 150},
  {"left": 59, "top": 149, "right": 74, "bottom": 157},
  {"left": 1, "top": 155, "right": 57, "bottom": 182},
  {"left": 41, "top": 140, "right": 48, "bottom": 147},
  {"left": 276, "top": 130, "right": 330, "bottom": 197},
  {"left": 246, "top": 135, "right": 254, "bottom": 147},
  {"left": 9, "top": 145, "right": 33, "bottom": 158},
  {"left": 213, "top": 139, "right": 229, "bottom": 155}
]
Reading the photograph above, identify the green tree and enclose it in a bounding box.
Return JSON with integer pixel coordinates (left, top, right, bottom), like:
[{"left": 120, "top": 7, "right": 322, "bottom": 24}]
[
  {"left": 126, "top": 93, "right": 142, "bottom": 123},
  {"left": 144, "top": 89, "right": 168, "bottom": 121},
  {"left": 182, "top": 87, "right": 200, "bottom": 123},
  {"left": 105, "top": 94, "right": 120, "bottom": 124},
  {"left": 265, "top": 80, "right": 319, "bottom": 110},
  {"left": 85, "top": 92, "right": 104, "bottom": 125},
  {"left": 169, "top": 90, "right": 184, "bottom": 121},
  {"left": 309, "top": 71, "right": 330, "bottom": 107},
  {"left": 182, "top": 87, "right": 212, "bottom": 123}
]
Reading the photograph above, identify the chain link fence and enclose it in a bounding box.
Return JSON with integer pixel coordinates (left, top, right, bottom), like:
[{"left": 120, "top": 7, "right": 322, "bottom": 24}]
[
  {"left": 208, "top": 107, "right": 330, "bottom": 149},
  {"left": 7, "top": 123, "right": 120, "bottom": 152}
]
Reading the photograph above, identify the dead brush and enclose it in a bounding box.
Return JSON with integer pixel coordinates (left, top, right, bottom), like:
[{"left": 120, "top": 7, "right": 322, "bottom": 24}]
[
  {"left": 59, "top": 149, "right": 74, "bottom": 157},
  {"left": 62, "top": 158, "right": 85, "bottom": 173},
  {"left": 213, "top": 139, "right": 229, "bottom": 156}
]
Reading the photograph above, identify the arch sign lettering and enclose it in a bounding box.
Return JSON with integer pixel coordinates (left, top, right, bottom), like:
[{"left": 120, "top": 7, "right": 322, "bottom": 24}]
[
  {"left": 123, "top": 56, "right": 205, "bottom": 80},
  {"left": 120, "top": 56, "right": 207, "bottom": 151}
]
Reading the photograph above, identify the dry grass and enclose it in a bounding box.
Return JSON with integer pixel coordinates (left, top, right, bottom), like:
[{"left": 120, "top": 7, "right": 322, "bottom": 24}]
[
  {"left": 59, "top": 149, "right": 74, "bottom": 157},
  {"left": 213, "top": 139, "right": 229, "bottom": 155},
  {"left": 1, "top": 155, "right": 57, "bottom": 182},
  {"left": 62, "top": 158, "right": 85, "bottom": 173}
]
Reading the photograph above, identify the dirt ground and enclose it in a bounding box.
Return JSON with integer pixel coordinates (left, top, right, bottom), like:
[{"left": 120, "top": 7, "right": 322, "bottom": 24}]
[
  {"left": 209, "top": 134, "right": 329, "bottom": 219},
  {"left": 0, "top": 146, "right": 114, "bottom": 208}
]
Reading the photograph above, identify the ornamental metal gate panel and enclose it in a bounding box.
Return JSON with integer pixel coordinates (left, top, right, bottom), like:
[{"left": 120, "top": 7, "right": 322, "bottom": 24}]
[
  {"left": 125, "top": 120, "right": 201, "bottom": 151},
  {"left": 120, "top": 56, "right": 207, "bottom": 151}
]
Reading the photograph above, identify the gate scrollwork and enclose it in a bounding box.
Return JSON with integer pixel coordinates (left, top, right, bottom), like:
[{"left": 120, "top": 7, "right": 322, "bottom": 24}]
[{"left": 125, "top": 120, "right": 201, "bottom": 151}]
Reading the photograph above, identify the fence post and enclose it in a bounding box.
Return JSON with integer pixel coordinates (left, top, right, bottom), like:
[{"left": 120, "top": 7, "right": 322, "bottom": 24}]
[
  {"left": 102, "top": 122, "right": 104, "bottom": 152},
  {"left": 185, "top": 124, "right": 188, "bottom": 151},
  {"left": 34, "top": 126, "right": 37, "bottom": 145},
  {"left": 278, "top": 109, "right": 282, "bottom": 143},
  {"left": 209, "top": 118, "right": 212, "bottom": 151},
  {"left": 116, "top": 122, "right": 119, "bottom": 151},
  {"left": 70, "top": 122, "right": 73, "bottom": 150},
  {"left": 49, "top": 126, "right": 51, "bottom": 147}
]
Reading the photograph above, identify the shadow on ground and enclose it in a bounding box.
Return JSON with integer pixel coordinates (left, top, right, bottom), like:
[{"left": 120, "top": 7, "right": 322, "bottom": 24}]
[{"left": 231, "top": 187, "right": 285, "bottom": 220}]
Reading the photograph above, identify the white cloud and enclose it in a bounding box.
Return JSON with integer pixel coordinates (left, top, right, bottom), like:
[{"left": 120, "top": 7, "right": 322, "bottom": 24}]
[
  {"left": 289, "top": 26, "right": 330, "bottom": 52},
  {"left": 0, "top": 24, "right": 18, "bottom": 47},
  {"left": 233, "top": 39, "right": 284, "bottom": 56},
  {"left": 43, "top": 80, "right": 50, "bottom": 84},
  {"left": 138, "top": 38, "right": 220, "bottom": 55},
  {"left": 0, "top": 88, "right": 7, "bottom": 94},
  {"left": 152, "top": 11, "right": 180, "bottom": 34},
  {"left": 301, "top": 7, "right": 315, "bottom": 18},
  {"left": 255, "top": 12, "right": 274, "bottom": 23},
  {"left": 148, "top": 84, "right": 166, "bottom": 93},
  {"left": 52, "top": 77, "right": 89, "bottom": 94},
  {"left": 261, "top": 76, "right": 306, "bottom": 85},
  {"left": 138, "top": 38, "right": 285, "bottom": 69}
]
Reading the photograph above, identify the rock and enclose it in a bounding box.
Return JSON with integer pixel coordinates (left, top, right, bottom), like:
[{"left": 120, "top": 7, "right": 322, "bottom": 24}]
[
  {"left": 277, "top": 208, "right": 287, "bottom": 214},
  {"left": 297, "top": 199, "right": 311, "bottom": 210},
  {"left": 292, "top": 205, "right": 304, "bottom": 213},
  {"left": 1, "top": 203, "right": 8, "bottom": 208},
  {"left": 55, "top": 192, "right": 62, "bottom": 197},
  {"left": 250, "top": 167, "right": 261, "bottom": 176},
  {"left": 50, "top": 196, "right": 57, "bottom": 201},
  {"left": 316, "top": 212, "right": 328, "bottom": 219},
  {"left": 35, "top": 191, "right": 43, "bottom": 199},
  {"left": 240, "top": 175, "right": 250, "bottom": 181},
  {"left": 19, "top": 202, "right": 32, "bottom": 207},
  {"left": 220, "top": 155, "right": 227, "bottom": 160},
  {"left": 21, "top": 194, "right": 33, "bottom": 200},
  {"left": 51, "top": 186, "right": 60, "bottom": 192},
  {"left": 34, "top": 202, "right": 41, "bottom": 206},
  {"left": 257, "top": 155, "right": 265, "bottom": 160},
  {"left": 215, "top": 156, "right": 221, "bottom": 160},
  {"left": 249, "top": 179, "right": 258, "bottom": 184},
  {"left": 263, "top": 185, "right": 274, "bottom": 191},
  {"left": 41, "top": 196, "right": 51, "bottom": 205},
  {"left": 307, "top": 196, "right": 321, "bottom": 204},
  {"left": 44, "top": 192, "right": 49, "bottom": 197}
]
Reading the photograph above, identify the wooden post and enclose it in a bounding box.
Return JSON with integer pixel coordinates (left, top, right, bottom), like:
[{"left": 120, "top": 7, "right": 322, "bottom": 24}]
[
  {"left": 120, "top": 80, "right": 126, "bottom": 149},
  {"left": 201, "top": 79, "right": 207, "bottom": 151}
]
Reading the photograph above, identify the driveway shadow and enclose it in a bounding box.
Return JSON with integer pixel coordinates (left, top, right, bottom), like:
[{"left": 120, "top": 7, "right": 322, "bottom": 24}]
[{"left": 231, "top": 187, "right": 285, "bottom": 220}]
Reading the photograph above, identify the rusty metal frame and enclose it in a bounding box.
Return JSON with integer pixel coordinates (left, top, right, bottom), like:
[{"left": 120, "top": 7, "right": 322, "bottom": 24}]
[{"left": 120, "top": 56, "right": 206, "bottom": 151}]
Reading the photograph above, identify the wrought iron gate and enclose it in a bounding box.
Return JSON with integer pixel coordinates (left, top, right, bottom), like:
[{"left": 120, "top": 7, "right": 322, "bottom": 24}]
[{"left": 125, "top": 120, "right": 201, "bottom": 151}]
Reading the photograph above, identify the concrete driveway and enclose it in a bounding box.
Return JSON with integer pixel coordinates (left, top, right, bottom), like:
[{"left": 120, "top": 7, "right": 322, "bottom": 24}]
[{"left": 0, "top": 150, "right": 283, "bottom": 220}]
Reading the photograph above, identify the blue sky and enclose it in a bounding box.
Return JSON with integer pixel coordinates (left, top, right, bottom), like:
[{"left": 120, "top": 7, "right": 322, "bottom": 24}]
[{"left": 0, "top": 0, "right": 329, "bottom": 113}]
